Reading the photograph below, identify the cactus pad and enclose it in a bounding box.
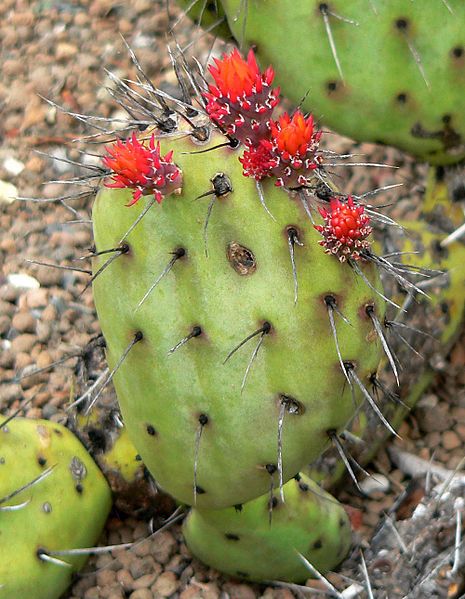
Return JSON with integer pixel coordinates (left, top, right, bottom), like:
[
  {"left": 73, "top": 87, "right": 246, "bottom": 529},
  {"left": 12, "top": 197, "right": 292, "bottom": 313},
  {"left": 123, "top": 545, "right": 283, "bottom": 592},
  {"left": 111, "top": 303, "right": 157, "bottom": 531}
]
[
  {"left": 0, "top": 417, "right": 111, "bottom": 599},
  {"left": 183, "top": 473, "right": 352, "bottom": 582},
  {"left": 92, "top": 125, "right": 385, "bottom": 509}
]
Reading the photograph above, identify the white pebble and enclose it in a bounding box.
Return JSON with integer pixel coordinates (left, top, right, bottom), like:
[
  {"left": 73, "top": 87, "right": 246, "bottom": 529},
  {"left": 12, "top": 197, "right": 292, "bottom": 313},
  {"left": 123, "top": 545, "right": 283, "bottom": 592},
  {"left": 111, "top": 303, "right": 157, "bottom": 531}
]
[
  {"left": 359, "top": 473, "right": 390, "bottom": 495},
  {"left": 7, "top": 273, "right": 41, "bottom": 289},
  {"left": 3, "top": 157, "right": 25, "bottom": 176},
  {"left": 0, "top": 180, "right": 18, "bottom": 204}
]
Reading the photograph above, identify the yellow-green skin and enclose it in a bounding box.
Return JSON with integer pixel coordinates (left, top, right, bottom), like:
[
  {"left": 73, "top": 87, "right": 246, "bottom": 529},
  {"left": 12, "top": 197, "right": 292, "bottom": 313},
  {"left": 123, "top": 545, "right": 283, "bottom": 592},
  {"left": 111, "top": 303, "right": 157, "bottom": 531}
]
[
  {"left": 0, "top": 418, "right": 111, "bottom": 599},
  {"left": 214, "top": 0, "right": 465, "bottom": 165},
  {"left": 184, "top": 473, "right": 351, "bottom": 582},
  {"left": 92, "top": 127, "right": 384, "bottom": 509}
]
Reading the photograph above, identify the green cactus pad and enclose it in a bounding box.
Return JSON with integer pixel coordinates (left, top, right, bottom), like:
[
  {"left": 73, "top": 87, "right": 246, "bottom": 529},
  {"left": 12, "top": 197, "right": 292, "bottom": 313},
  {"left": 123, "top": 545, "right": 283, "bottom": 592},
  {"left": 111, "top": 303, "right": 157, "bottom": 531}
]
[
  {"left": 0, "top": 417, "right": 111, "bottom": 599},
  {"left": 218, "top": 0, "right": 465, "bottom": 164},
  {"left": 183, "top": 473, "right": 352, "bottom": 582},
  {"left": 92, "top": 127, "right": 385, "bottom": 509}
]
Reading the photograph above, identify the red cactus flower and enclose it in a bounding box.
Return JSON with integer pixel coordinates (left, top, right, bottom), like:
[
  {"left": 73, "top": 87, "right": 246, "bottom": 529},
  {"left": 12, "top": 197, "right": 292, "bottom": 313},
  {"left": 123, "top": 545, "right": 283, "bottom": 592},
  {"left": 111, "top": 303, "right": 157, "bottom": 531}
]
[
  {"left": 240, "top": 110, "right": 323, "bottom": 187},
  {"left": 102, "top": 133, "right": 182, "bottom": 206},
  {"left": 239, "top": 142, "right": 278, "bottom": 181},
  {"left": 203, "top": 48, "right": 280, "bottom": 145},
  {"left": 314, "top": 196, "right": 372, "bottom": 262}
]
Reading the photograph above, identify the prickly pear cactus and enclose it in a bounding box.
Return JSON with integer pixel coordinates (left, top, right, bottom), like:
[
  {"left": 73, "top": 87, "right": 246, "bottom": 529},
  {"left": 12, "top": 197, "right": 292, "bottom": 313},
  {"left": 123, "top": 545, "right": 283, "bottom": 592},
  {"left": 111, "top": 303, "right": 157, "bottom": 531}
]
[
  {"left": 183, "top": 473, "right": 351, "bottom": 583},
  {"left": 199, "top": 0, "right": 465, "bottom": 165},
  {"left": 91, "top": 49, "right": 388, "bottom": 510},
  {"left": 0, "top": 417, "right": 111, "bottom": 599}
]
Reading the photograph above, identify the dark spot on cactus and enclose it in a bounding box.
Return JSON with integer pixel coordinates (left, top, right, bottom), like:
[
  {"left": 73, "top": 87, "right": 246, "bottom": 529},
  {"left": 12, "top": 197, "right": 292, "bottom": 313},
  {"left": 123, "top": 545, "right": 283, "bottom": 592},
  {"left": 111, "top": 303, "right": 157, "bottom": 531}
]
[
  {"left": 343, "top": 361, "right": 355, "bottom": 373},
  {"left": 268, "top": 496, "right": 278, "bottom": 509},
  {"left": 299, "top": 482, "right": 310, "bottom": 492},
  {"left": 431, "top": 239, "right": 448, "bottom": 260},
  {"left": 314, "top": 181, "right": 333, "bottom": 202},
  {"left": 87, "top": 427, "right": 107, "bottom": 453},
  {"left": 42, "top": 502, "right": 52, "bottom": 514},
  {"left": 227, "top": 242, "right": 257, "bottom": 276},
  {"left": 318, "top": 3, "right": 329, "bottom": 13},
  {"left": 285, "top": 225, "right": 303, "bottom": 248},
  {"left": 206, "top": 2, "right": 217, "bottom": 13},
  {"left": 225, "top": 533, "right": 240, "bottom": 541},
  {"left": 293, "top": 473, "right": 302, "bottom": 481},
  {"left": 440, "top": 302, "right": 451, "bottom": 324},
  {"left": 279, "top": 393, "right": 305, "bottom": 416},
  {"left": 234, "top": 504, "right": 243, "bottom": 512},
  {"left": 228, "top": 137, "right": 240, "bottom": 149},
  {"left": 173, "top": 247, "right": 186, "bottom": 261},
  {"left": 412, "top": 121, "right": 462, "bottom": 150},
  {"left": 339, "top": 517, "right": 347, "bottom": 528},
  {"left": 146, "top": 424, "right": 156, "bottom": 436},
  {"left": 396, "top": 93, "right": 408, "bottom": 104},
  {"left": 37, "top": 456, "right": 47, "bottom": 467},
  {"left": 326, "top": 80, "right": 339, "bottom": 94},
  {"left": 324, "top": 293, "right": 338, "bottom": 308},
  {"left": 54, "top": 428, "right": 63, "bottom": 436},
  {"left": 451, "top": 182, "right": 465, "bottom": 202},
  {"left": 435, "top": 166, "right": 445, "bottom": 182},
  {"left": 265, "top": 463, "right": 277, "bottom": 475},
  {"left": 191, "top": 126, "right": 210, "bottom": 143},
  {"left": 313, "top": 539, "right": 323, "bottom": 550},
  {"left": 75, "top": 483, "right": 84, "bottom": 494},
  {"left": 135, "top": 454, "right": 142, "bottom": 461},
  {"left": 36, "top": 548, "right": 47, "bottom": 561},
  {"left": 198, "top": 413, "right": 209, "bottom": 426},
  {"left": 360, "top": 302, "right": 375, "bottom": 322},
  {"left": 195, "top": 485, "right": 206, "bottom": 494},
  {"left": 236, "top": 571, "right": 249, "bottom": 578},
  {"left": 211, "top": 173, "right": 233, "bottom": 197},
  {"left": 120, "top": 242, "right": 130, "bottom": 255},
  {"left": 451, "top": 46, "right": 464, "bottom": 59},
  {"left": 0, "top": 457, "right": 4, "bottom": 464},
  {"left": 394, "top": 17, "right": 409, "bottom": 31},
  {"left": 365, "top": 303, "right": 375, "bottom": 317}
]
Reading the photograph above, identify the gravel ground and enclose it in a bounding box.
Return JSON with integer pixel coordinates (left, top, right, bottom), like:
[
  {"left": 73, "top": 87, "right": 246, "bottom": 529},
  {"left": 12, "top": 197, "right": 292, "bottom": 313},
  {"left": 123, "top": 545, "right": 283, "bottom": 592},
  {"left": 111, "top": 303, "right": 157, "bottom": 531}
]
[{"left": 1, "top": 1, "right": 465, "bottom": 598}]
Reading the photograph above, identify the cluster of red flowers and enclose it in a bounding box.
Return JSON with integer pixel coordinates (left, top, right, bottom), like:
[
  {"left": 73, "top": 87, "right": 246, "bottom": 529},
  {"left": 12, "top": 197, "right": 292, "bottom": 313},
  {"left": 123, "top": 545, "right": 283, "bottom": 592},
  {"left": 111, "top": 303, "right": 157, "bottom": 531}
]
[
  {"left": 314, "top": 197, "right": 372, "bottom": 262},
  {"left": 101, "top": 49, "right": 371, "bottom": 260},
  {"left": 204, "top": 49, "right": 371, "bottom": 260},
  {"left": 204, "top": 49, "right": 322, "bottom": 189},
  {"left": 102, "top": 133, "right": 182, "bottom": 206}
]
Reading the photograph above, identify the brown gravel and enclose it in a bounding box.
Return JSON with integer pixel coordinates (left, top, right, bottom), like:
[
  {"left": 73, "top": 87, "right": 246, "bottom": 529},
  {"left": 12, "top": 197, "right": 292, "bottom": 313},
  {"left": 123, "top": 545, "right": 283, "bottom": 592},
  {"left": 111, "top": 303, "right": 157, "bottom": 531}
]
[{"left": 1, "top": 1, "right": 465, "bottom": 599}]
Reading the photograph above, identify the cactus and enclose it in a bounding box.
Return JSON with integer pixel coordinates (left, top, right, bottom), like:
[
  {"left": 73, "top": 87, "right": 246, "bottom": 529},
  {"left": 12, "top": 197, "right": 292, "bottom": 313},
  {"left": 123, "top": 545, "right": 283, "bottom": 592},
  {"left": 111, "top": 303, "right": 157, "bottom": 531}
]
[
  {"left": 183, "top": 473, "right": 352, "bottom": 583},
  {"left": 196, "top": 0, "right": 465, "bottom": 166},
  {"left": 0, "top": 417, "right": 111, "bottom": 599},
  {"left": 90, "top": 49, "right": 394, "bottom": 512},
  {"left": 21, "top": 42, "right": 444, "bottom": 587}
]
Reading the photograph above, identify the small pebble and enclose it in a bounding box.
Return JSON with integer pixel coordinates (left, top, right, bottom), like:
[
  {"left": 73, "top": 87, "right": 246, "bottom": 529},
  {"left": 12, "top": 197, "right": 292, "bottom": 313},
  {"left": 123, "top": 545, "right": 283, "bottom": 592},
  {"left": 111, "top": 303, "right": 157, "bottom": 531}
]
[
  {"left": 6, "top": 273, "right": 40, "bottom": 290},
  {"left": 150, "top": 571, "right": 179, "bottom": 597},
  {"left": 442, "top": 430, "right": 462, "bottom": 451}
]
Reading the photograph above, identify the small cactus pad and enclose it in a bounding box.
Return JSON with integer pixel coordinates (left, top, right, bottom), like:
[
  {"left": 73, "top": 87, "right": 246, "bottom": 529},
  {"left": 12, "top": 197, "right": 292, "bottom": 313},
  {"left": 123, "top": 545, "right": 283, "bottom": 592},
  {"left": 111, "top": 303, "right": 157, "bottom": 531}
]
[
  {"left": 71, "top": 403, "right": 176, "bottom": 518},
  {"left": 183, "top": 473, "right": 352, "bottom": 582},
  {"left": 0, "top": 417, "right": 111, "bottom": 599},
  {"left": 216, "top": 0, "right": 465, "bottom": 164},
  {"left": 92, "top": 125, "right": 384, "bottom": 509}
]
